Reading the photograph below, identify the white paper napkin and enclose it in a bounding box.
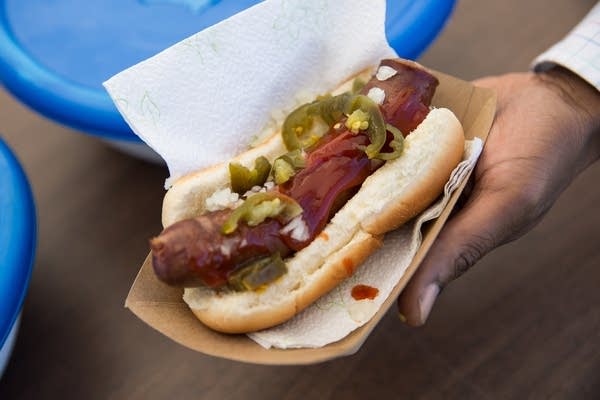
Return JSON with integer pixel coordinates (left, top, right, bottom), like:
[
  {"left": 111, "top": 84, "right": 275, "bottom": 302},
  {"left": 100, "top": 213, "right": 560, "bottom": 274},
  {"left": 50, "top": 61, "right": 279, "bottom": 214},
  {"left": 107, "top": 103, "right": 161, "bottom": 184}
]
[{"left": 104, "top": 0, "right": 396, "bottom": 187}]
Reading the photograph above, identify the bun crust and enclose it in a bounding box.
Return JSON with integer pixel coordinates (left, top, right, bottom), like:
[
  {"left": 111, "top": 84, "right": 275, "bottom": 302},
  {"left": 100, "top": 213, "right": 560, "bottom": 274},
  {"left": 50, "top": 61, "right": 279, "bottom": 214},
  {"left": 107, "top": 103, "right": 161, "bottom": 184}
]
[
  {"left": 167, "top": 106, "right": 464, "bottom": 333},
  {"left": 360, "top": 107, "right": 465, "bottom": 235}
]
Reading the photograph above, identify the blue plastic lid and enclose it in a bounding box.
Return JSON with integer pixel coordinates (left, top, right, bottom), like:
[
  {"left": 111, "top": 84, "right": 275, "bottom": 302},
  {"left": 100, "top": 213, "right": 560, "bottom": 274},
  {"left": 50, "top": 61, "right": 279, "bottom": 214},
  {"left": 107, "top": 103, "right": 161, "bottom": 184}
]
[
  {"left": 0, "top": 136, "right": 36, "bottom": 350},
  {"left": 0, "top": 0, "right": 455, "bottom": 142}
]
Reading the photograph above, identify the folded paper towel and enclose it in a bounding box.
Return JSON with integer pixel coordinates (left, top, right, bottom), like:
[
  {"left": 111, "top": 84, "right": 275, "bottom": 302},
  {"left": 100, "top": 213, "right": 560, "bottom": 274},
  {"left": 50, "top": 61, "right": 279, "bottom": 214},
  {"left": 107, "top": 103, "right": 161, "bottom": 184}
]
[{"left": 104, "top": 0, "right": 396, "bottom": 187}]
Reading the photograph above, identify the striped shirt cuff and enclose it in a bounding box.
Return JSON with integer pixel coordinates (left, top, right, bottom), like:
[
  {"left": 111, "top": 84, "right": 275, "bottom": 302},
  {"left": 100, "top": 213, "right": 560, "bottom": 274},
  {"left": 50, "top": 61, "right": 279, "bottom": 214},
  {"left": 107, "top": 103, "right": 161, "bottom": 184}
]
[{"left": 533, "top": 2, "right": 600, "bottom": 90}]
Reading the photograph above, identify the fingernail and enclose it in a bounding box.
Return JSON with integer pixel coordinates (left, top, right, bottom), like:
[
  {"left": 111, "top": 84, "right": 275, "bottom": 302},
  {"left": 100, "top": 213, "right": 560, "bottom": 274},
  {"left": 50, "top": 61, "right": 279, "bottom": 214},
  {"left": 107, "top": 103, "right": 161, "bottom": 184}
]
[
  {"left": 398, "top": 312, "right": 407, "bottom": 323},
  {"left": 418, "top": 283, "right": 440, "bottom": 324}
]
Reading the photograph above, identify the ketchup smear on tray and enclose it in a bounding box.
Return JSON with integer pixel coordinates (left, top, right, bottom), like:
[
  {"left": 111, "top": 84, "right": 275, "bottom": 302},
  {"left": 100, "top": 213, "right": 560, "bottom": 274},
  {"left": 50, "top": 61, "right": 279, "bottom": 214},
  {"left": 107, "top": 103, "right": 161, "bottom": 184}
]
[{"left": 351, "top": 284, "right": 379, "bottom": 301}]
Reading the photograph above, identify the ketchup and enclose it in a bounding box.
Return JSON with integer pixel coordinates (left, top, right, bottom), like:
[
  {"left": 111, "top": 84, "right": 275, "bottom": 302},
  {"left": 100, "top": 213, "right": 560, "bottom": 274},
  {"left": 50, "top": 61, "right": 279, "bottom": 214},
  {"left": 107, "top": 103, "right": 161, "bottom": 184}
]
[
  {"left": 279, "top": 130, "right": 382, "bottom": 250},
  {"left": 351, "top": 284, "right": 379, "bottom": 300}
]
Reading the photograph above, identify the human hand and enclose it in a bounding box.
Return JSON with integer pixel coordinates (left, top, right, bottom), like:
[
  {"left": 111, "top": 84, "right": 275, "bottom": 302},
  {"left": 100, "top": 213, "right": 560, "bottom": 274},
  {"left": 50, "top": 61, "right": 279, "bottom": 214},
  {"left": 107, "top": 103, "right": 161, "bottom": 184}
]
[{"left": 397, "top": 67, "right": 600, "bottom": 326}]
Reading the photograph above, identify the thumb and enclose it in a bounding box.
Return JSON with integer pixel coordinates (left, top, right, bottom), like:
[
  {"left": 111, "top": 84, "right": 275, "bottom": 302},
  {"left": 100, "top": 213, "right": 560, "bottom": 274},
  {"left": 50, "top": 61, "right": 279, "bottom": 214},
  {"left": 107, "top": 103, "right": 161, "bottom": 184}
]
[{"left": 397, "top": 181, "right": 523, "bottom": 326}]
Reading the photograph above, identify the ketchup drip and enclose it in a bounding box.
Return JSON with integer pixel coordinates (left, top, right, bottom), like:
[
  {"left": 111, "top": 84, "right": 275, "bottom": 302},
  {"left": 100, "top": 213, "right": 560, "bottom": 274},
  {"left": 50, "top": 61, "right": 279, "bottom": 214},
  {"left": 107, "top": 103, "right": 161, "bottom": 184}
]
[
  {"left": 151, "top": 59, "right": 439, "bottom": 288},
  {"left": 279, "top": 130, "right": 382, "bottom": 250},
  {"left": 351, "top": 284, "right": 379, "bottom": 300}
]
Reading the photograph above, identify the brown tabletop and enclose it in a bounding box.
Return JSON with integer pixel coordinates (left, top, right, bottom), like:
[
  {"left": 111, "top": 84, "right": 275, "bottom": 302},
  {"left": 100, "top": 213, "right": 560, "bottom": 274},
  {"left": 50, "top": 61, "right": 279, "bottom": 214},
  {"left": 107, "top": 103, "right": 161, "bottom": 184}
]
[{"left": 1, "top": 0, "right": 599, "bottom": 399}]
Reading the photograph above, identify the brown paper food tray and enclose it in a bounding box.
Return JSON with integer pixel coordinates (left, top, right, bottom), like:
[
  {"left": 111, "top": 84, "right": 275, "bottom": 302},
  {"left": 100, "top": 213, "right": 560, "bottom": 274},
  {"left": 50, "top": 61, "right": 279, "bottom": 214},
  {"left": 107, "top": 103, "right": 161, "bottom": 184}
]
[{"left": 125, "top": 70, "right": 496, "bottom": 365}]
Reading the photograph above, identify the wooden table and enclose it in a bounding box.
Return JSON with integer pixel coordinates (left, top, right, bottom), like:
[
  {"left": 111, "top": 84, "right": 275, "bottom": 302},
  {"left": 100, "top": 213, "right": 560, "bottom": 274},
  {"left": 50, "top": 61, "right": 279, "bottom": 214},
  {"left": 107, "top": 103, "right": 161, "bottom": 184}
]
[{"left": 1, "top": 1, "right": 599, "bottom": 398}]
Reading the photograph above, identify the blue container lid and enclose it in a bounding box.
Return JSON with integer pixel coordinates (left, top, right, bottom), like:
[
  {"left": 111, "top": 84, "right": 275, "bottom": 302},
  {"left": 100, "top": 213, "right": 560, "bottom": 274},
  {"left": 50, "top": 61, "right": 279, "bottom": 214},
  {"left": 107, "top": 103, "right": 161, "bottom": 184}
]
[
  {"left": 0, "top": 136, "right": 36, "bottom": 350},
  {"left": 0, "top": 0, "right": 455, "bottom": 142}
]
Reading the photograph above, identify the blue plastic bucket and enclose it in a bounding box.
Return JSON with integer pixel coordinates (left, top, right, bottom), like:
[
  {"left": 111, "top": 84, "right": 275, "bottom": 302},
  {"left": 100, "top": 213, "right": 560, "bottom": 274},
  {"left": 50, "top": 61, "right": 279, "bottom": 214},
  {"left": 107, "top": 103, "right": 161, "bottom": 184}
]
[
  {"left": 0, "top": 136, "right": 36, "bottom": 377},
  {"left": 0, "top": 0, "right": 455, "bottom": 158}
]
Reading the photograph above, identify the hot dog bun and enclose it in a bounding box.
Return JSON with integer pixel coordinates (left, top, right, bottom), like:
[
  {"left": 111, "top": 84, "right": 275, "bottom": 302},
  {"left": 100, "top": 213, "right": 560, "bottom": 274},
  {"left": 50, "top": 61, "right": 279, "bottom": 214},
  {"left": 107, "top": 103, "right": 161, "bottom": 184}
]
[{"left": 163, "top": 104, "right": 464, "bottom": 333}]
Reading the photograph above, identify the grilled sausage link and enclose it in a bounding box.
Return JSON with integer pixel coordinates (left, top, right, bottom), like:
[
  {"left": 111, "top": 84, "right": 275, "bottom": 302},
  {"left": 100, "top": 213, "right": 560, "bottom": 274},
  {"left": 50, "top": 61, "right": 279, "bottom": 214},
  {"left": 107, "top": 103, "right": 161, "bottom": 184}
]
[{"left": 151, "top": 59, "right": 439, "bottom": 288}]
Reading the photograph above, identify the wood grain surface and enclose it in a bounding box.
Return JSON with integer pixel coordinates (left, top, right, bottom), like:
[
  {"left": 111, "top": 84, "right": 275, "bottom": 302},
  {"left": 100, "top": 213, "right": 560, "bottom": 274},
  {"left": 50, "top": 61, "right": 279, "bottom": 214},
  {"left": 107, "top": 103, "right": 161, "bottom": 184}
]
[{"left": 1, "top": 0, "right": 599, "bottom": 399}]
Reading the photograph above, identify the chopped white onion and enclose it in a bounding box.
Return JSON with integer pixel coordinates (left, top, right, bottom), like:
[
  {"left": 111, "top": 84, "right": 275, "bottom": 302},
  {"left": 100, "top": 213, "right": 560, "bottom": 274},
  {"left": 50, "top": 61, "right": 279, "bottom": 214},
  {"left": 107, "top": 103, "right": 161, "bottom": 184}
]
[
  {"left": 280, "top": 215, "right": 309, "bottom": 242},
  {"left": 367, "top": 87, "right": 385, "bottom": 105},
  {"left": 219, "top": 238, "right": 237, "bottom": 257},
  {"left": 264, "top": 181, "right": 275, "bottom": 191},
  {"left": 243, "top": 185, "right": 264, "bottom": 198},
  {"left": 205, "top": 188, "right": 240, "bottom": 211},
  {"left": 376, "top": 65, "right": 397, "bottom": 81},
  {"left": 243, "top": 181, "right": 276, "bottom": 198}
]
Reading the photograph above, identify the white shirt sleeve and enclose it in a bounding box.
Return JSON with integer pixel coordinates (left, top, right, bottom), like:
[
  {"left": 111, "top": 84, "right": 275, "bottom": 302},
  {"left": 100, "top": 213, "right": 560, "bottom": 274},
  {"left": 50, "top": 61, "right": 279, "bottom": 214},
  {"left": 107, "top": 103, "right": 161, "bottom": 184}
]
[{"left": 533, "top": 2, "right": 600, "bottom": 90}]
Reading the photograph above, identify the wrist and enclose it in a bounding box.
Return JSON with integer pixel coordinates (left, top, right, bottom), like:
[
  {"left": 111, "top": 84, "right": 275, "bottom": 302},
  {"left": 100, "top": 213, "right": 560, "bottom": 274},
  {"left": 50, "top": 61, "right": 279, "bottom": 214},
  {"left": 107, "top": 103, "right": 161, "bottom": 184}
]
[{"left": 535, "top": 66, "right": 600, "bottom": 167}]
